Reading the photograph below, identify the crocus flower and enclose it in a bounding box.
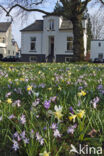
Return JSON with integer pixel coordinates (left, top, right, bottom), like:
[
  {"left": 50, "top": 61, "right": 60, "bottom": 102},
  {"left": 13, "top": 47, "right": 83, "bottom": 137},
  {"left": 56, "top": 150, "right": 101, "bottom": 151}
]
[
  {"left": 50, "top": 123, "right": 57, "bottom": 130},
  {"left": 23, "top": 138, "right": 29, "bottom": 144},
  {"left": 44, "top": 100, "right": 51, "bottom": 109},
  {"left": 20, "top": 115, "right": 26, "bottom": 124},
  {"left": 77, "top": 110, "right": 85, "bottom": 119},
  {"left": 7, "top": 98, "right": 12, "bottom": 104},
  {"left": 69, "top": 114, "right": 77, "bottom": 122},
  {"left": 12, "top": 140, "right": 19, "bottom": 151},
  {"left": 69, "top": 106, "right": 74, "bottom": 114},
  {"left": 67, "top": 124, "right": 77, "bottom": 134},
  {"left": 54, "top": 105, "right": 63, "bottom": 120},
  {"left": 39, "top": 151, "right": 50, "bottom": 156},
  {"left": 53, "top": 129, "right": 61, "bottom": 138},
  {"left": 78, "top": 90, "right": 86, "bottom": 97},
  {"left": 27, "top": 85, "right": 32, "bottom": 91}
]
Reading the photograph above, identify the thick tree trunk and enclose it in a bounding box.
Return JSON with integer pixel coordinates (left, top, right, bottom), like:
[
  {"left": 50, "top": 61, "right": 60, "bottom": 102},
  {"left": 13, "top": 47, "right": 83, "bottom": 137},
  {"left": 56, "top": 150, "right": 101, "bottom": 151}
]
[{"left": 72, "top": 17, "right": 84, "bottom": 61}]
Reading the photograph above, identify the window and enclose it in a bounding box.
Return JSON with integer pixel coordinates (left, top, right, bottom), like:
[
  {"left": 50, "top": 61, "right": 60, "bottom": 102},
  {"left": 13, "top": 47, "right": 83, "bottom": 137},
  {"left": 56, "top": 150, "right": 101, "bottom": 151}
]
[
  {"left": 8, "top": 50, "right": 10, "bottom": 55},
  {"left": 67, "top": 37, "right": 73, "bottom": 51},
  {"left": 2, "top": 38, "right": 5, "bottom": 43},
  {"left": 30, "top": 37, "right": 36, "bottom": 51},
  {"left": 29, "top": 56, "right": 37, "bottom": 62},
  {"left": 65, "top": 57, "right": 71, "bottom": 62},
  {"left": 49, "top": 20, "right": 54, "bottom": 30},
  {"left": 98, "top": 53, "right": 103, "bottom": 59},
  {"left": 98, "top": 42, "right": 101, "bottom": 47}
]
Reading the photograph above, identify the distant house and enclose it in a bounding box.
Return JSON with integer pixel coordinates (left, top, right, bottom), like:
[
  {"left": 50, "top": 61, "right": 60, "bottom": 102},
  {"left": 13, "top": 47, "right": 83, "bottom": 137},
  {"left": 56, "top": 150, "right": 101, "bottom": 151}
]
[
  {"left": 21, "top": 15, "right": 88, "bottom": 62},
  {"left": 0, "top": 22, "right": 19, "bottom": 59},
  {"left": 91, "top": 40, "right": 104, "bottom": 61}
]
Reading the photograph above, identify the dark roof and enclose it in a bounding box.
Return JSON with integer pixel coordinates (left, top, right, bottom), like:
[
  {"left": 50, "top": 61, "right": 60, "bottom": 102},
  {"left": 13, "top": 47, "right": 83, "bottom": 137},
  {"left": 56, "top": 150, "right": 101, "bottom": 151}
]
[
  {"left": 21, "top": 20, "right": 43, "bottom": 32},
  {"left": 21, "top": 18, "right": 86, "bottom": 32},
  {"left": 0, "top": 22, "right": 11, "bottom": 32},
  {"left": 21, "top": 19, "right": 73, "bottom": 32},
  {"left": 60, "top": 20, "right": 73, "bottom": 30}
]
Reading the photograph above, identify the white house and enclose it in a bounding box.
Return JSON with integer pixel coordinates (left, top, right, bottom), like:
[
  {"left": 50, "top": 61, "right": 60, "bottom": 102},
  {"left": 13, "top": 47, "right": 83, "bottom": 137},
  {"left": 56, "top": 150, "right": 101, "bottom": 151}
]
[
  {"left": 0, "top": 22, "right": 19, "bottom": 59},
  {"left": 21, "top": 15, "right": 88, "bottom": 62},
  {"left": 91, "top": 40, "right": 104, "bottom": 61}
]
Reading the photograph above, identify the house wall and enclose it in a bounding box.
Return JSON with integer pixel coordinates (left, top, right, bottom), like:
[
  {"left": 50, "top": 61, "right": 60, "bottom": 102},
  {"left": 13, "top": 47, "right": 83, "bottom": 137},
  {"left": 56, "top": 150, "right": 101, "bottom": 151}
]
[
  {"left": 0, "top": 32, "right": 6, "bottom": 57},
  {"left": 21, "top": 16, "right": 88, "bottom": 62},
  {"left": 21, "top": 31, "right": 43, "bottom": 54},
  {"left": 0, "top": 24, "right": 18, "bottom": 58},
  {"left": 42, "top": 30, "right": 73, "bottom": 59},
  {"left": 91, "top": 40, "right": 104, "bottom": 61}
]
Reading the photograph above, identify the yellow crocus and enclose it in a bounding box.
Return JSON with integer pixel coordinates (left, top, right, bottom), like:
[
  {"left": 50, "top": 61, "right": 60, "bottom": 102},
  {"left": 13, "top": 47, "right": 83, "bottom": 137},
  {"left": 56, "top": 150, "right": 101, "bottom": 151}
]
[
  {"left": 27, "top": 85, "right": 32, "bottom": 91},
  {"left": 7, "top": 98, "right": 12, "bottom": 104},
  {"left": 69, "top": 115, "right": 77, "bottom": 122},
  {"left": 78, "top": 90, "right": 86, "bottom": 97},
  {"left": 77, "top": 110, "right": 85, "bottom": 119},
  {"left": 81, "top": 91, "right": 86, "bottom": 96},
  {"left": 54, "top": 105, "right": 63, "bottom": 120}
]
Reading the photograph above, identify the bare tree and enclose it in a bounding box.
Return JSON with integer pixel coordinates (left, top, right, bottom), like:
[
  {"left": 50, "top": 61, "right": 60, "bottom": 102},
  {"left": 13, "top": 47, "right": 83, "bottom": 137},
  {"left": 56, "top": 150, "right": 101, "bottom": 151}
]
[
  {"left": 0, "top": 0, "right": 104, "bottom": 61},
  {"left": 90, "top": 7, "right": 104, "bottom": 40}
]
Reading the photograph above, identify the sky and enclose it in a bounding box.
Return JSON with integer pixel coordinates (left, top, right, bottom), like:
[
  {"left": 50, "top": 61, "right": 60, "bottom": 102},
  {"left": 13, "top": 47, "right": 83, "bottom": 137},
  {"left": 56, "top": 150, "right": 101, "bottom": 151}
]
[{"left": 0, "top": 0, "right": 100, "bottom": 48}]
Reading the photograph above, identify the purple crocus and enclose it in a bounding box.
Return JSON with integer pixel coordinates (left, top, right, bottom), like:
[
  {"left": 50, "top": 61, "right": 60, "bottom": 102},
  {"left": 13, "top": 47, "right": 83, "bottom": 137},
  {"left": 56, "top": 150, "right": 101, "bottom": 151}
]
[
  {"left": 69, "top": 106, "right": 74, "bottom": 114},
  {"left": 20, "top": 131, "right": 26, "bottom": 139},
  {"left": 12, "top": 140, "right": 19, "bottom": 151},
  {"left": 50, "top": 123, "right": 57, "bottom": 130},
  {"left": 20, "top": 115, "right": 26, "bottom": 124},
  {"left": 23, "top": 138, "right": 29, "bottom": 144},
  {"left": 44, "top": 100, "right": 51, "bottom": 109},
  {"left": 67, "top": 124, "right": 77, "bottom": 134}
]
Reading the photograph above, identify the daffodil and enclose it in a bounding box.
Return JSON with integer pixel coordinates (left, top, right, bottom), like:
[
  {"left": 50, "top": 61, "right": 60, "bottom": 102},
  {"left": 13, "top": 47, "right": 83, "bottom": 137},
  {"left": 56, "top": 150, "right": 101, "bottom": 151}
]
[
  {"left": 39, "top": 151, "right": 50, "bottom": 156},
  {"left": 69, "top": 114, "right": 77, "bottom": 122},
  {"left": 7, "top": 98, "right": 12, "bottom": 104},
  {"left": 27, "top": 85, "right": 32, "bottom": 91},
  {"left": 81, "top": 91, "right": 86, "bottom": 96},
  {"left": 78, "top": 90, "right": 86, "bottom": 97},
  {"left": 77, "top": 110, "right": 85, "bottom": 119},
  {"left": 48, "top": 88, "right": 52, "bottom": 91},
  {"left": 58, "top": 87, "right": 62, "bottom": 91},
  {"left": 20, "top": 78, "right": 25, "bottom": 81},
  {"left": 54, "top": 105, "right": 63, "bottom": 120}
]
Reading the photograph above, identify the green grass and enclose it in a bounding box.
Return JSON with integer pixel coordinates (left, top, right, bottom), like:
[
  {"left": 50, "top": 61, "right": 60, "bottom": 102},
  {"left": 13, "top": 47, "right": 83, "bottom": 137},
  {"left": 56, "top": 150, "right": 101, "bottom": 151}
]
[{"left": 0, "top": 62, "right": 104, "bottom": 156}]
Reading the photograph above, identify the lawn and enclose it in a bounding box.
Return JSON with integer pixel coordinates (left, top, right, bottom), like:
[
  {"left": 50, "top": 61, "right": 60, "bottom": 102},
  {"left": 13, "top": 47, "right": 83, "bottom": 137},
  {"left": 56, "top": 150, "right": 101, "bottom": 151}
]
[{"left": 0, "top": 62, "right": 104, "bottom": 156}]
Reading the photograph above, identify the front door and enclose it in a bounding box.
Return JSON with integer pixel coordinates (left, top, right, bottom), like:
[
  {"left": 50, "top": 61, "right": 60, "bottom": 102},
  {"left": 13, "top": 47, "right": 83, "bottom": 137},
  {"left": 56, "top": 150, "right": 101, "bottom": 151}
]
[{"left": 48, "top": 36, "right": 54, "bottom": 62}]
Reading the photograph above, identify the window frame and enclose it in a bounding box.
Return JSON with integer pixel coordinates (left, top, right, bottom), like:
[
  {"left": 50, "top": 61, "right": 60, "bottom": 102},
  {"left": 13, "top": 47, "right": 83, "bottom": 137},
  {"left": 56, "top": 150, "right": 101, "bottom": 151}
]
[
  {"left": 30, "top": 37, "right": 36, "bottom": 51},
  {"left": 98, "top": 42, "right": 101, "bottom": 47},
  {"left": 98, "top": 53, "right": 103, "bottom": 59},
  {"left": 66, "top": 37, "right": 73, "bottom": 51},
  {"left": 49, "top": 19, "right": 54, "bottom": 31},
  {"left": 65, "top": 57, "right": 71, "bottom": 62}
]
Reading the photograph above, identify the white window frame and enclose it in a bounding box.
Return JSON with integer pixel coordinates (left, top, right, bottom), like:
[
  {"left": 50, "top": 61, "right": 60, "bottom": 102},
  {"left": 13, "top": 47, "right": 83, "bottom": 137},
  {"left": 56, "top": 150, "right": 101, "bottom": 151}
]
[
  {"left": 30, "top": 37, "right": 36, "bottom": 51},
  {"left": 49, "top": 19, "right": 54, "bottom": 31},
  {"left": 67, "top": 37, "right": 73, "bottom": 51}
]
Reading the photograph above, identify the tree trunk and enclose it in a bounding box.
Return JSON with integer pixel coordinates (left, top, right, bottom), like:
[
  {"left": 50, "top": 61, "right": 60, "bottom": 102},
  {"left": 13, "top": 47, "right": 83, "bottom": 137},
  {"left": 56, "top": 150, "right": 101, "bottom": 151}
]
[{"left": 72, "top": 16, "right": 84, "bottom": 61}]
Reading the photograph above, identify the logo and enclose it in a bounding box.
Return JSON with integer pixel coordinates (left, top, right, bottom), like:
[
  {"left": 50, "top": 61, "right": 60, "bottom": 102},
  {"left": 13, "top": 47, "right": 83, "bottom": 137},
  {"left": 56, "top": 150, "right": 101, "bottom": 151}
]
[{"left": 70, "top": 144, "right": 102, "bottom": 155}]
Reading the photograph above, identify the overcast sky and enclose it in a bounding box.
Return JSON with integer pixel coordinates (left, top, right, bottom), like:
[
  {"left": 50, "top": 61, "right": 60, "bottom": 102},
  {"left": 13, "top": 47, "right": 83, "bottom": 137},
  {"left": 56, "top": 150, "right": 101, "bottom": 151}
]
[{"left": 0, "top": 0, "right": 99, "bottom": 48}]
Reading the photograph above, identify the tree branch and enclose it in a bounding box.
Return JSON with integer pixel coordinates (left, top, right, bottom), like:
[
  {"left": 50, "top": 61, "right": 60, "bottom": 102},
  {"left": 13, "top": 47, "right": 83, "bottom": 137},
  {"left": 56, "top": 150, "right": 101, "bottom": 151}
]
[
  {"left": 6, "top": 4, "right": 54, "bottom": 16},
  {"left": 0, "top": 5, "right": 8, "bottom": 14},
  {"left": 30, "top": 0, "right": 44, "bottom": 6},
  {"left": 99, "top": 0, "right": 104, "bottom": 5},
  {"left": 79, "top": 0, "right": 91, "bottom": 14}
]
